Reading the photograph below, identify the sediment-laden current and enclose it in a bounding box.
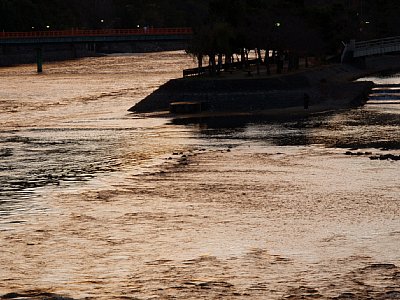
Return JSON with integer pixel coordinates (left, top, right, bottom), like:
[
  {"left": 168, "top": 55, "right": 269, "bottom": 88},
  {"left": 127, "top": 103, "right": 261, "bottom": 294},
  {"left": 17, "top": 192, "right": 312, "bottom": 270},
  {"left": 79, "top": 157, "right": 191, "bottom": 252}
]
[{"left": 0, "top": 52, "right": 399, "bottom": 300}]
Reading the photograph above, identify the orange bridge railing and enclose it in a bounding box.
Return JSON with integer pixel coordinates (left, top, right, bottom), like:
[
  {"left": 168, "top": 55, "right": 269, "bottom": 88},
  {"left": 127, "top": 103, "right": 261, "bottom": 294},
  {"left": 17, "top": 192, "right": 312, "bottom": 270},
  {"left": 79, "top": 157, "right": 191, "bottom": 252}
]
[{"left": 0, "top": 27, "right": 193, "bottom": 39}]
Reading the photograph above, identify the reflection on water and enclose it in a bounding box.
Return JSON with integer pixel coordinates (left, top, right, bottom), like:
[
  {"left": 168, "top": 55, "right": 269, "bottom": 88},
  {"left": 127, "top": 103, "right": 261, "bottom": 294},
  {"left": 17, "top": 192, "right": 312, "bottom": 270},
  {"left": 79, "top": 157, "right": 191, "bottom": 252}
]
[
  {"left": 0, "top": 54, "right": 399, "bottom": 299},
  {"left": 176, "top": 106, "right": 399, "bottom": 150},
  {"left": 0, "top": 52, "right": 197, "bottom": 212},
  {"left": 171, "top": 73, "right": 400, "bottom": 151}
]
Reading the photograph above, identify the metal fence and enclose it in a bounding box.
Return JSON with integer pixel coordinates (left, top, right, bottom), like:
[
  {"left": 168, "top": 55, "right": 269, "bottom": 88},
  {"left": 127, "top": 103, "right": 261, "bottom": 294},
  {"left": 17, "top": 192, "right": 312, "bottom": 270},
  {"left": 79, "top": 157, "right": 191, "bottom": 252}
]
[{"left": 183, "top": 59, "right": 260, "bottom": 77}]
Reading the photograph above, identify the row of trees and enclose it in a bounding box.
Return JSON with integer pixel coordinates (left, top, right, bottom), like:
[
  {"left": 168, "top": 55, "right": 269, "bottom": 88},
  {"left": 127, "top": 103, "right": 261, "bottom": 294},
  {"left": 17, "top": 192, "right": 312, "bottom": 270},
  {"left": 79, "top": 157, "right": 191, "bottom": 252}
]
[{"left": 188, "top": 0, "right": 400, "bottom": 72}]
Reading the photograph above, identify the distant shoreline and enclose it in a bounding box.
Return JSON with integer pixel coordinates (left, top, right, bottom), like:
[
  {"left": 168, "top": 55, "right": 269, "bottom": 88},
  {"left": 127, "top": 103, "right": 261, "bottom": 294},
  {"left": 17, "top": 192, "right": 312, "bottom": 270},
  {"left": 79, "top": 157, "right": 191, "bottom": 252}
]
[
  {"left": 0, "top": 45, "right": 186, "bottom": 68},
  {"left": 129, "top": 55, "right": 400, "bottom": 120}
]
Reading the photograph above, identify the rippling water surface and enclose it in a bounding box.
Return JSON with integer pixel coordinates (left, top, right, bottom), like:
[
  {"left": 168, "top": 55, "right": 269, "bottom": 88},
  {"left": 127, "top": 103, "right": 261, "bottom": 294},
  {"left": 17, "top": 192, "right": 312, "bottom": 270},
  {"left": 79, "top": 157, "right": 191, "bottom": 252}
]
[{"left": 0, "top": 54, "right": 399, "bottom": 300}]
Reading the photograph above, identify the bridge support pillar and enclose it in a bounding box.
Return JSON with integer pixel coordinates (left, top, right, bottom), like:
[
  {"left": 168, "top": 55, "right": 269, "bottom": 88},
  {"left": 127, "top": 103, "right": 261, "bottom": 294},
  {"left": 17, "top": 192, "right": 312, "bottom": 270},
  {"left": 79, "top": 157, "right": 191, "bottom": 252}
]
[
  {"left": 354, "top": 56, "right": 366, "bottom": 69},
  {"left": 36, "top": 47, "right": 43, "bottom": 73}
]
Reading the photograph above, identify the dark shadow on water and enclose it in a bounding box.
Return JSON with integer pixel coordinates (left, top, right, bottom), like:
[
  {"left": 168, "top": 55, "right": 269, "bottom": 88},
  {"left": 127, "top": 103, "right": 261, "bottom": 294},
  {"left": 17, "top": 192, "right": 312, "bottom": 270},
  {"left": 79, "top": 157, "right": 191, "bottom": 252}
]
[
  {"left": 170, "top": 113, "right": 320, "bottom": 129},
  {"left": 270, "top": 133, "right": 313, "bottom": 147},
  {"left": 333, "top": 140, "right": 400, "bottom": 150},
  {"left": 170, "top": 109, "right": 400, "bottom": 150},
  {"left": 170, "top": 113, "right": 326, "bottom": 150},
  {"left": 1, "top": 291, "right": 75, "bottom": 300}
]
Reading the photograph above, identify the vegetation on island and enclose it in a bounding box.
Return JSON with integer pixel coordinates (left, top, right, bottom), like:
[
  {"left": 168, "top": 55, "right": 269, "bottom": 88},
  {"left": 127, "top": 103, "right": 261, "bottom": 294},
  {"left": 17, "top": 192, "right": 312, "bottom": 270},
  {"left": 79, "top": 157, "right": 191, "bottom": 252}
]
[{"left": 187, "top": 0, "right": 400, "bottom": 74}]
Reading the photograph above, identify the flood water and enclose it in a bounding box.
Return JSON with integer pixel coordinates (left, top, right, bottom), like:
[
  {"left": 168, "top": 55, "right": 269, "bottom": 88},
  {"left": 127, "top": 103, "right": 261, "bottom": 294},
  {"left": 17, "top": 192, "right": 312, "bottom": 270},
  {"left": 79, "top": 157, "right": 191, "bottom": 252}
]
[{"left": 0, "top": 52, "right": 399, "bottom": 300}]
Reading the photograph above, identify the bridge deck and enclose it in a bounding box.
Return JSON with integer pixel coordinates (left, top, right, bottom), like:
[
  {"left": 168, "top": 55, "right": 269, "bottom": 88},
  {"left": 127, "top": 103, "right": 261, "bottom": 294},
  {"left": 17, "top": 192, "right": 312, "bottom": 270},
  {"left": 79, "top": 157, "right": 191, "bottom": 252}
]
[{"left": 0, "top": 28, "right": 193, "bottom": 45}]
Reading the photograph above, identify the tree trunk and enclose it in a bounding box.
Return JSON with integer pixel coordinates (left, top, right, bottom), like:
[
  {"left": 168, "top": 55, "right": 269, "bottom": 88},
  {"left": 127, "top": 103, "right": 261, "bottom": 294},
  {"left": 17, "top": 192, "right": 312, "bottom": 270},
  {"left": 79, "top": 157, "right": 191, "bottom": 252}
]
[
  {"left": 264, "top": 49, "right": 271, "bottom": 75},
  {"left": 197, "top": 54, "right": 203, "bottom": 73},
  {"left": 288, "top": 52, "right": 294, "bottom": 72},
  {"left": 272, "top": 50, "right": 276, "bottom": 64},
  {"left": 217, "top": 53, "right": 223, "bottom": 73},
  {"left": 209, "top": 54, "right": 216, "bottom": 75},
  {"left": 224, "top": 54, "right": 230, "bottom": 65},
  {"left": 256, "top": 49, "right": 260, "bottom": 75},
  {"left": 257, "top": 48, "right": 262, "bottom": 64},
  {"left": 277, "top": 51, "right": 284, "bottom": 74},
  {"left": 224, "top": 53, "right": 232, "bottom": 72},
  {"left": 294, "top": 54, "right": 299, "bottom": 70},
  {"left": 240, "top": 48, "right": 245, "bottom": 69}
]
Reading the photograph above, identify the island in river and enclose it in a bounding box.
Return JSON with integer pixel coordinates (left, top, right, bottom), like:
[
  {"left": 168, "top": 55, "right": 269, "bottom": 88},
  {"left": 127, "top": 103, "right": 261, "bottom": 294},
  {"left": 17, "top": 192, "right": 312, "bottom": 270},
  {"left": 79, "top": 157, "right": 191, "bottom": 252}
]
[{"left": 129, "top": 55, "right": 400, "bottom": 120}]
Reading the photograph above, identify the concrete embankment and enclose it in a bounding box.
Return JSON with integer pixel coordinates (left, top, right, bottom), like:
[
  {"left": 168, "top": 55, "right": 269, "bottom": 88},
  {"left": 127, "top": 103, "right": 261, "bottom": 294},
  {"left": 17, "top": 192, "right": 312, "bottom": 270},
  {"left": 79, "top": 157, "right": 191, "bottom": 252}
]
[
  {"left": 129, "top": 55, "right": 400, "bottom": 116},
  {"left": 0, "top": 42, "right": 188, "bottom": 67},
  {"left": 0, "top": 44, "right": 97, "bottom": 67}
]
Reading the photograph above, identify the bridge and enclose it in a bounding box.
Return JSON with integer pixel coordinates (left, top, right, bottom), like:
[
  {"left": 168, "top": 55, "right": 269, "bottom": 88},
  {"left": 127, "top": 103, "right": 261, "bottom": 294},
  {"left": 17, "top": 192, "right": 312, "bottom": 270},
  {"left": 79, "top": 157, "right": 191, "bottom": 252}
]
[
  {"left": 342, "top": 36, "right": 400, "bottom": 63},
  {"left": 0, "top": 27, "right": 193, "bottom": 72},
  {"left": 0, "top": 27, "right": 192, "bottom": 45}
]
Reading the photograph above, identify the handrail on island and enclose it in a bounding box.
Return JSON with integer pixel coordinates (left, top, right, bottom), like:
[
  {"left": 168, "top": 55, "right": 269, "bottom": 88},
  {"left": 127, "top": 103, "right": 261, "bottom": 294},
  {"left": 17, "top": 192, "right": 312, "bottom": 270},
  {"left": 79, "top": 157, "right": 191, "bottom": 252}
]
[{"left": 183, "top": 59, "right": 260, "bottom": 77}]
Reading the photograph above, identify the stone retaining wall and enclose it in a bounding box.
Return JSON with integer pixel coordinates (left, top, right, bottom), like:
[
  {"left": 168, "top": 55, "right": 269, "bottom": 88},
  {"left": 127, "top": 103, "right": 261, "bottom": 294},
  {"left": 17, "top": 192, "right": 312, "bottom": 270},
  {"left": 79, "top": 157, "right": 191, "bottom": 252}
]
[{"left": 129, "top": 55, "right": 400, "bottom": 114}]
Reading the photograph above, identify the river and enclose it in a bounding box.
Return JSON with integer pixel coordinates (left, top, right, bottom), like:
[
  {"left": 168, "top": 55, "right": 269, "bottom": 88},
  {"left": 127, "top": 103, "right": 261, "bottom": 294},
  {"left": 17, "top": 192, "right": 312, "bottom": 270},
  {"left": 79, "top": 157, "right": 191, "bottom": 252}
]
[{"left": 0, "top": 52, "right": 399, "bottom": 300}]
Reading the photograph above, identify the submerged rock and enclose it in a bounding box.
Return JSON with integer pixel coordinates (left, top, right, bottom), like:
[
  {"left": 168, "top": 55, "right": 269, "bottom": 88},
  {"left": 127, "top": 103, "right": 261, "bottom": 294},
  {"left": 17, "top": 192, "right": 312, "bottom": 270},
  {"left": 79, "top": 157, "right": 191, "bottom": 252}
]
[{"left": 370, "top": 154, "right": 400, "bottom": 161}]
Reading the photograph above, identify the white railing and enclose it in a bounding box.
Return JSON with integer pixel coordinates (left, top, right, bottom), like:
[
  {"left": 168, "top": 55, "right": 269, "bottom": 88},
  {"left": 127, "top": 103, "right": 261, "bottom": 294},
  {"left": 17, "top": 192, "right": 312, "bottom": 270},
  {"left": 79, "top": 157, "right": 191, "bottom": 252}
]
[{"left": 354, "top": 36, "right": 400, "bottom": 57}]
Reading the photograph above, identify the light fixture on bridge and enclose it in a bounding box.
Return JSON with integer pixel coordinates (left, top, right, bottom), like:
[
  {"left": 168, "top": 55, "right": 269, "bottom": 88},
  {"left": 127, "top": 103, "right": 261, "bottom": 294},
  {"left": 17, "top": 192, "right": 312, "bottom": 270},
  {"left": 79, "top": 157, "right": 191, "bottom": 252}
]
[
  {"left": 46, "top": 25, "right": 50, "bottom": 29},
  {"left": 100, "top": 19, "right": 104, "bottom": 23},
  {"left": 137, "top": 24, "right": 140, "bottom": 28},
  {"left": 275, "top": 22, "right": 281, "bottom": 27}
]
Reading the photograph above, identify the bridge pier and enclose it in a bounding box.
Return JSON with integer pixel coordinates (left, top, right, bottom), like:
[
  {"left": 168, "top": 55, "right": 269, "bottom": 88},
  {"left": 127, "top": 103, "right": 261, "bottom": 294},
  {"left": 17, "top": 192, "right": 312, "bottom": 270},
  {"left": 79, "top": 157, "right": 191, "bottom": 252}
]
[
  {"left": 354, "top": 56, "right": 366, "bottom": 69},
  {"left": 36, "top": 47, "right": 43, "bottom": 73},
  {"left": 86, "top": 43, "right": 96, "bottom": 53},
  {"left": 70, "top": 44, "right": 77, "bottom": 58}
]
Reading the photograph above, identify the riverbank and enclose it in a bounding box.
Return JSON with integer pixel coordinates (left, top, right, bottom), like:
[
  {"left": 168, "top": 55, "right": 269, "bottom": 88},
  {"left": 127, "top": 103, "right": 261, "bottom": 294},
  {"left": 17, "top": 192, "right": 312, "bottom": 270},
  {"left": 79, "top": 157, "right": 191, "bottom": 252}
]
[
  {"left": 0, "top": 43, "right": 188, "bottom": 67},
  {"left": 129, "top": 54, "right": 400, "bottom": 119},
  {"left": 0, "top": 44, "right": 98, "bottom": 67}
]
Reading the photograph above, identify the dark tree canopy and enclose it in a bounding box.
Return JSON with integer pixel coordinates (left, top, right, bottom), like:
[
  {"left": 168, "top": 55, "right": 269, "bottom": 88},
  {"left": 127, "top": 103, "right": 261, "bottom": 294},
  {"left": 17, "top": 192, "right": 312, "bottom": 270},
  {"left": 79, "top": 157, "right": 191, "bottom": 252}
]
[
  {"left": 1, "top": 0, "right": 400, "bottom": 56},
  {"left": 0, "top": 0, "right": 209, "bottom": 31},
  {"left": 188, "top": 0, "right": 400, "bottom": 60}
]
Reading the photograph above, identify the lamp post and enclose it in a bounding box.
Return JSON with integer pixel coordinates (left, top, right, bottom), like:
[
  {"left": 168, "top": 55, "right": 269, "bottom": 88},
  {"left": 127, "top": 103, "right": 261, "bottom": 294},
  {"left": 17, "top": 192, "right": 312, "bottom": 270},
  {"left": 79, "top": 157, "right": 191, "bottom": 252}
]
[{"left": 274, "top": 21, "right": 283, "bottom": 74}]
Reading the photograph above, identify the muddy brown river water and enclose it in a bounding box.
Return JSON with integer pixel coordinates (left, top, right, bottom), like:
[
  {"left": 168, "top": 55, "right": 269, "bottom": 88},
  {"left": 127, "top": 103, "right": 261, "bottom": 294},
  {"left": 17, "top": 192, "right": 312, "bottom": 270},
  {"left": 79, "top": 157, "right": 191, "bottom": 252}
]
[{"left": 0, "top": 52, "right": 399, "bottom": 299}]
